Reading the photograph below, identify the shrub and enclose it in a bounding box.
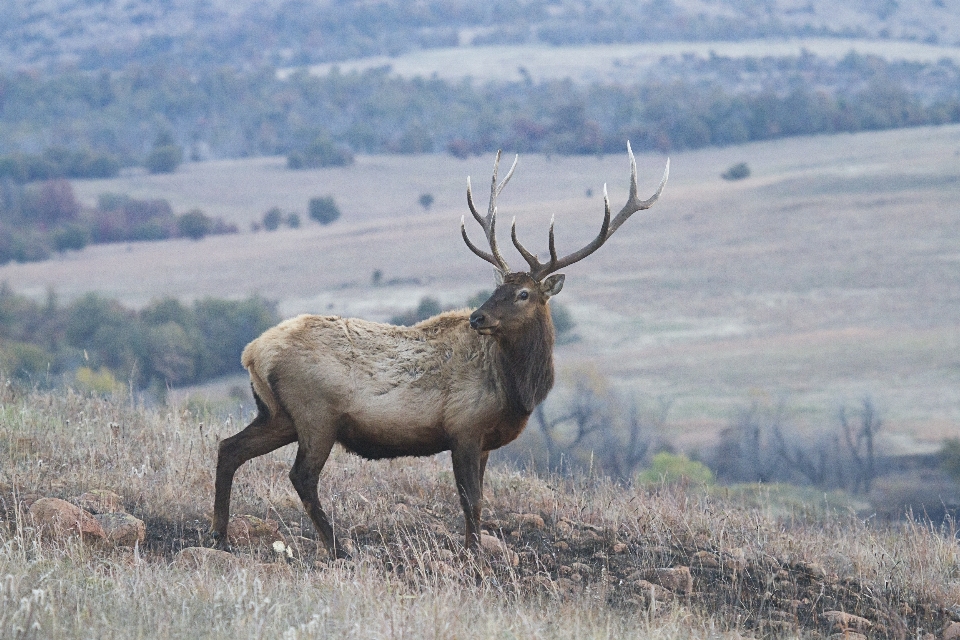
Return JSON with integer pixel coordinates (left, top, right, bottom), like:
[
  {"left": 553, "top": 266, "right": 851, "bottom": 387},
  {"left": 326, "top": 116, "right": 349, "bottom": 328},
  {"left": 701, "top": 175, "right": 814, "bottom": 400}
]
[
  {"left": 145, "top": 145, "right": 183, "bottom": 174},
  {"left": 286, "top": 212, "right": 301, "bottom": 228},
  {"left": 941, "top": 438, "right": 960, "bottom": 482},
  {"left": 721, "top": 162, "right": 751, "bottom": 181},
  {"left": 74, "top": 366, "right": 124, "bottom": 396},
  {"left": 262, "top": 207, "right": 283, "bottom": 231},
  {"left": 390, "top": 297, "right": 443, "bottom": 326},
  {"left": 637, "top": 452, "right": 714, "bottom": 485},
  {"left": 52, "top": 223, "right": 90, "bottom": 252},
  {"left": 176, "top": 210, "right": 213, "bottom": 240},
  {"left": 288, "top": 135, "right": 354, "bottom": 169},
  {"left": 308, "top": 196, "right": 341, "bottom": 225},
  {"left": 418, "top": 193, "right": 434, "bottom": 210}
]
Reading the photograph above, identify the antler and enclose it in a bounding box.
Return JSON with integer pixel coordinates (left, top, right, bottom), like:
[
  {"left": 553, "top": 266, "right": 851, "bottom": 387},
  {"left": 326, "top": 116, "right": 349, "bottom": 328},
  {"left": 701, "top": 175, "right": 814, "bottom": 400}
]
[
  {"left": 460, "top": 150, "right": 519, "bottom": 274},
  {"left": 511, "top": 141, "right": 669, "bottom": 281}
]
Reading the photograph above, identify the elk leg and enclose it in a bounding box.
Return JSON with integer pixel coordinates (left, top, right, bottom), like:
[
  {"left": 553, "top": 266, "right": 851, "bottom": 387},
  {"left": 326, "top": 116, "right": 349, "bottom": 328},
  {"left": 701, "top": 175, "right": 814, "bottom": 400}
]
[
  {"left": 289, "top": 440, "right": 338, "bottom": 556},
  {"left": 213, "top": 410, "right": 297, "bottom": 543},
  {"left": 452, "top": 444, "right": 484, "bottom": 550}
]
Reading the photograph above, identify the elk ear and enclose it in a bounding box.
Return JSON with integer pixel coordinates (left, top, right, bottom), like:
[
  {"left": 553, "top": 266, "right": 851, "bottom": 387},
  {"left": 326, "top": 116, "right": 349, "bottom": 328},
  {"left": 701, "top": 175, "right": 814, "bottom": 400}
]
[
  {"left": 494, "top": 269, "right": 505, "bottom": 286},
  {"left": 540, "top": 274, "right": 564, "bottom": 298}
]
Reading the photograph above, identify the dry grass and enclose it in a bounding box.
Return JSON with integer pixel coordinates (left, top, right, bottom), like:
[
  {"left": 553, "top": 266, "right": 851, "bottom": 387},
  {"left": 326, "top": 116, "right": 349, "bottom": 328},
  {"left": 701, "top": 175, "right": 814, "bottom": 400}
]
[
  {"left": 3, "top": 125, "right": 960, "bottom": 444},
  {"left": 0, "top": 385, "right": 958, "bottom": 638}
]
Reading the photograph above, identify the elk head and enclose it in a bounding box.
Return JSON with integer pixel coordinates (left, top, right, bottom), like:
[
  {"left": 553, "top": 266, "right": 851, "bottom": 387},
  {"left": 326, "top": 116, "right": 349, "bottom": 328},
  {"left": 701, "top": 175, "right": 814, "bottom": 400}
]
[{"left": 461, "top": 142, "right": 669, "bottom": 331}]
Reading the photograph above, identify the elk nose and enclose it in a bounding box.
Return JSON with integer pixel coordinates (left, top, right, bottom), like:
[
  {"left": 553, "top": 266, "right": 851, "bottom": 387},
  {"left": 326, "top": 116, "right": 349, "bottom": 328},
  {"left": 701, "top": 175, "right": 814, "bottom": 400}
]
[{"left": 469, "top": 311, "right": 485, "bottom": 329}]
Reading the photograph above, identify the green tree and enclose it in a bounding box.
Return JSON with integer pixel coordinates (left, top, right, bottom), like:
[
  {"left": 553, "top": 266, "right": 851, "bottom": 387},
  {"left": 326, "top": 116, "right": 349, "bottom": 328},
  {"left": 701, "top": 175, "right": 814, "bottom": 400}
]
[
  {"left": 177, "top": 210, "right": 213, "bottom": 240},
  {"left": 145, "top": 131, "right": 183, "bottom": 174},
  {"left": 308, "top": 196, "right": 341, "bottom": 225},
  {"left": 262, "top": 207, "right": 283, "bottom": 231}
]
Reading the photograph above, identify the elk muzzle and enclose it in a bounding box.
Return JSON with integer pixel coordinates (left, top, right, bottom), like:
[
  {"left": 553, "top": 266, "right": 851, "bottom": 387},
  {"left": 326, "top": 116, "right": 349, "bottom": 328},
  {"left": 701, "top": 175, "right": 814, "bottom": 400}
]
[{"left": 469, "top": 309, "right": 498, "bottom": 335}]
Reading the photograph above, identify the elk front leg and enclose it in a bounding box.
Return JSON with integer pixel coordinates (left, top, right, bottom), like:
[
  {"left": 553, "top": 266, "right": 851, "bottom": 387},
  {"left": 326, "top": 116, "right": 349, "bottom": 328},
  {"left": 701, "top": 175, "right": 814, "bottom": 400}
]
[
  {"left": 452, "top": 444, "right": 485, "bottom": 550},
  {"left": 214, "top": 409, "right": 296, "bottom": 545}
]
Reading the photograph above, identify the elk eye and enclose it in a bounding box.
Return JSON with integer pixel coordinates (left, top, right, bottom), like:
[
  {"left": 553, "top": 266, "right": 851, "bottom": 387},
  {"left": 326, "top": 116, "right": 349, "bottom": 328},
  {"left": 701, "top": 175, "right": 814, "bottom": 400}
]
[{"left": 517, "top": 290, "right": 529, "bottom": 301}]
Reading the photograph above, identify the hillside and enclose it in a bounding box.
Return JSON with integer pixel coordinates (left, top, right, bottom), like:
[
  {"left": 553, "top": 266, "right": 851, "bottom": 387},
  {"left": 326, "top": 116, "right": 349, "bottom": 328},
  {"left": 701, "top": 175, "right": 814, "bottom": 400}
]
[
  {"left": 4, "top": 0, "right": 960, "bottom": 71},
  {"left": 2, "top": 125, "right": 959, "bottom": 450},
  {"left": 0, "top": 386, "right": 957, "bottom": 638}
]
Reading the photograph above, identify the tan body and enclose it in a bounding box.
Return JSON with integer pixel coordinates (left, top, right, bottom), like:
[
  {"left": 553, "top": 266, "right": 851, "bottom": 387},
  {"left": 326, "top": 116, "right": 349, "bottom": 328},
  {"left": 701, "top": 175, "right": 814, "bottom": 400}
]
[
  {"left": 212, "top": 144, "right": 666, "bottom": 555},
  {"left": 244, "top": 311, "right": 530, "bottom": 460}
]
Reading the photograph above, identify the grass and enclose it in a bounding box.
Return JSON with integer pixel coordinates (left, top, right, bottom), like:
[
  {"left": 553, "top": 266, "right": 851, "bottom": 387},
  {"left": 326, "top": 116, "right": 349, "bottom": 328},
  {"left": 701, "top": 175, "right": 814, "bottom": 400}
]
[
  {"left": 3, "top": 125, "right": 960, "bottom": 445},
  {"left": 0, "top": 384, "right": 958, "bottom": 638}
]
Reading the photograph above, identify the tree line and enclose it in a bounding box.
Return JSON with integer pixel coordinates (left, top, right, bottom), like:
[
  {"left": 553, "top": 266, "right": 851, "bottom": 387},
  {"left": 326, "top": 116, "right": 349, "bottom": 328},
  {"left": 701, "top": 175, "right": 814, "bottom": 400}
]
[
  {"left": 0, "top": 179, "right": 237, "bottom": 264},
  {"left": 0, "top": 285, "right": 277, "bottom": 393},
  {"left": 2, "top": 53, "right": 959, "bottom": 169}
]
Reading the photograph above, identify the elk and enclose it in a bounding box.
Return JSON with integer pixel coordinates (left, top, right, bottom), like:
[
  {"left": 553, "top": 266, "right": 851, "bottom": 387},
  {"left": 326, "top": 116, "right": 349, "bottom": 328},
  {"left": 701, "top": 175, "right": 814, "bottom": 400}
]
[{"left": 212, "top": 143, "right": 668, "bottom": 555}]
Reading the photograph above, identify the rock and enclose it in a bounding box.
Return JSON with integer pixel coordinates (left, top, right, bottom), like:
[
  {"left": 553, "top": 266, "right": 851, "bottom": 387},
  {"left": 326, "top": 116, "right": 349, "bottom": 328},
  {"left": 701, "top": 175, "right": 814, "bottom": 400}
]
[
  {"left": 29, "top": 497, "right": 106, "bottom": 541},
  {"left": 227, "top": 515, "right": 283, "bottom": 546},
  {"left": 827, "top": 633, "right": 866, "bottom": 640},
  {"left": 633, "top": 579, "right": 675, "bottom": 605},
  {"left": 942, "top": 622, "right": 960, "bottom": 640},
  {"left": 570, "top": 562, "right": 593, "bottom": 575},
  {"left": 554, "top": 540, "right": 569, "bottom": 551},
  {"left": 94, "top": 512, "right": 145, "bottom": 546},
  {"left": 823, "top": 611, "right": 872, "bottom": 632},
  {"left": 175, "top": 547, "right": 239, "bottom": 570},
  {"left": 692, "top": 550, "right": 720, "bottom": 568},
  {"left": 480, "top": 533, "right": 519, "bottom": 566},
  {"left": 512, "top": 513, "right": 545, "bottom": 529},
  {"left": 636, "top": 567, "right": 693, "bottom": 595},
  {"left": 76, "top": 489, "right": 124, "bottom": 514},
  {"left": 612, "top": 542, "right": 628, "bottom": 554}
]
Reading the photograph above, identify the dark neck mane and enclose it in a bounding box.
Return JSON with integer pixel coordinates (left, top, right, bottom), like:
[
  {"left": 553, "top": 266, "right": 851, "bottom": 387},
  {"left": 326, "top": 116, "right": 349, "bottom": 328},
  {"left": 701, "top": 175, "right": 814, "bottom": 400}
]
[{"left": 495, "top": 308, "right": 555, "bottom": 416}]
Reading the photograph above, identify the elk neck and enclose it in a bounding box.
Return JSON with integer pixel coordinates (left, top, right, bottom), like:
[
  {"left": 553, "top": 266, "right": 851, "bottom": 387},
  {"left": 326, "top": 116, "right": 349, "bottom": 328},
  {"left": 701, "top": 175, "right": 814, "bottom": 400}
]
[{"left": 491, "top": 304, "right": 555, "bottom": 416}]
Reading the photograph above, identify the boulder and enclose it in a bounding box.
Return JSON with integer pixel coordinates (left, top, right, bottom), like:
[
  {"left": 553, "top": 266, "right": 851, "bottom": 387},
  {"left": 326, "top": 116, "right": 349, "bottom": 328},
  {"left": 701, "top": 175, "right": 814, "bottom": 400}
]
[
  {"left": 631, "top": 566, "right": 693, "bottom": 595},
  {"left": 76, "top": 489, "right": 124, "bottom": 514},
  {"left": 29, "top": 497, "right": 105, "bottom": 541},
  {"left": 480, "top": 533, "right": 519, "bottom": 566},
  {"left": 823, "top": 611, "right": 872, "bottom": 633},
  {"left": 94, "top": 512, "right": 145, "bottom": 546}
]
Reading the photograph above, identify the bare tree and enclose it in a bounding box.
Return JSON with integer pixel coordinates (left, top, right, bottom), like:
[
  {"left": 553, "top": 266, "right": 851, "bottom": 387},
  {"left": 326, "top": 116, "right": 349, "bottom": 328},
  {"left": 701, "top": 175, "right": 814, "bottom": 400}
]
[{"left": 839, "top": 396, "right": 881, "bottom": 494}]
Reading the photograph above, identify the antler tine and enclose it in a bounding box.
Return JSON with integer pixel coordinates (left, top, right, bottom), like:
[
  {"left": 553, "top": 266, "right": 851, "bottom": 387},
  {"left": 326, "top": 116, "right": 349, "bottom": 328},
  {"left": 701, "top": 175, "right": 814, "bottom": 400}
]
[
  {"left": 462, "top": 151, "right": 517, "bottom": 273},
  {"left": 510, "top": 141, "right": 668, "bottom": 281},
  {"left": 607, "top": 141, "right": 670, "bottom": 238}
]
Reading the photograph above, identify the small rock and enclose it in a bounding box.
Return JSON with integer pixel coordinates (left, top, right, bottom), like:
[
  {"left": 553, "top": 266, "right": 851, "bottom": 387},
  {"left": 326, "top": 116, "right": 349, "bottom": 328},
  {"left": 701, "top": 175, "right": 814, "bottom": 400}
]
[
  {"left": 570, "top": 562, "right": 593, "bottom": 575},
  {"left": 554, "top": 540, "right": 569, "bottom": 551},
  {"left": 480, "top": 533, "right": 519, "bottom": 566},
  {"left": 175, "top": 547, "right": 239, "bottom": 570},
  {"left": 29, "top": 497, "right": 106, "bottom": 541},
  {"left": 823, "top": 611, "right": 872, "bottom": 632},
  {"left": 827, "top": 633, "right": 866, "bottom": 640},
  {"left": 75, "top": 489, "right": 124, "bottom": 514},
  {"left": 640, "top": 567, "right": 693, "bottom": 595},
  {"left": 338, "top": 538, "right": 357, "bottom": 557},
  {"left": 227, "top": 515, "right": 283, "bottom": 546},
  {"left": 942, "top": 622, "right": 960, "bottom": 640},
  {"left": 512, "top": 513, "right": 545, "bottom": 529},
  {"left": 692, "top": 550, "right": 719, "bottom": 568},
  {"left": 612, "top": 542, "right": 628, "bottom": 554},
  {"left": 94, "top": 512, "right": 145, "bottom": 546},
  {"left": 633, "top": 579, "right": 675, "bottom": 604}
]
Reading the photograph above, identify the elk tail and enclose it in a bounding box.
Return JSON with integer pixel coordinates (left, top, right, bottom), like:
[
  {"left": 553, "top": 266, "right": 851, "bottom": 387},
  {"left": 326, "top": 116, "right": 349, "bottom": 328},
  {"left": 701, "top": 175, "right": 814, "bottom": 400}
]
[{"left": 241, "top": 343, "right": 280, "bottom": 420}]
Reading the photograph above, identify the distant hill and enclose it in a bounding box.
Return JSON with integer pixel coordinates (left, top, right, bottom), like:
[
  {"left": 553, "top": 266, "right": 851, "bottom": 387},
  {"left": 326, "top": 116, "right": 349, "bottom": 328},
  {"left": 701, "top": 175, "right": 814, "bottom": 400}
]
[{"left": 3, "top": 0, "right": 959, "bottom": 72}]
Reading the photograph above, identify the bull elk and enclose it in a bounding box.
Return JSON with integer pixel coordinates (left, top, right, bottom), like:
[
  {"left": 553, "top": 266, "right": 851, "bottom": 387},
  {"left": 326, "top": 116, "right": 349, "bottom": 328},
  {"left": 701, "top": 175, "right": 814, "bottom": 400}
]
[{"left": 213, "top": 143, "right": 668, "bottom": 554}]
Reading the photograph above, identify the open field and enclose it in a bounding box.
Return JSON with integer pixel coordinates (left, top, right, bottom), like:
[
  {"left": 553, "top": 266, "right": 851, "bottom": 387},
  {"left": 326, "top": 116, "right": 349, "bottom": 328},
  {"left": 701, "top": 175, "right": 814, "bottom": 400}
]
[
  {"left": 3, "top": 125, "right": 960, "bottom": 449},
  {"left": 290, "top": 38, "right": 960, "bottom": 84},
  {"left": 0, "top": 387, "right": 957, "bottom": 638}
]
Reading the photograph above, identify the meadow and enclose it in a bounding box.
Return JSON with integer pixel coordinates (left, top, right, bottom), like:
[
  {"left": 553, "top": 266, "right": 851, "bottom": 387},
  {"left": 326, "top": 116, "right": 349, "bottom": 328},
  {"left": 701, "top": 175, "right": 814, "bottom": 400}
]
[
  {"left": 0, "top": 384, "right": 957, "bottom": 638},
  {"left": 2, "top": 125, "right": 959, "bottom": 449}
]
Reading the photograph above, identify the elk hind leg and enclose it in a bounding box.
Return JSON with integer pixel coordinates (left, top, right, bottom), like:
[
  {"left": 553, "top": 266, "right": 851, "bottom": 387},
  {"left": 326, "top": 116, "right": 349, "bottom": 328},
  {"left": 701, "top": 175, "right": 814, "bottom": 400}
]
[
  {"left": 213, "top": 397, "right": 296, "bottom": 543},
  {"left": 288, "top": 438, "right": 338, "bottom": 556}
]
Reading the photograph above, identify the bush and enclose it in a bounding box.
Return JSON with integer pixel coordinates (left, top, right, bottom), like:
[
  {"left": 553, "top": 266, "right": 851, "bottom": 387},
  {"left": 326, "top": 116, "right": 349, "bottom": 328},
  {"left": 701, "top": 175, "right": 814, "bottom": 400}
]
[
  {"left": 176, "top": 210, "right": 213, "bottom": 240},
  {"left": 637, "top": 452, "right": 714, "bottom": 485},
  {"left": 288, "top": 135, "right": 354, "bottom": 169},
  {"left": 390, "top": 297, "right": 444, "bottom": 326},
  {"left": 51, "top": 224, "right": 90, "bottom": 252},
  {"left": 418, "top": 193, "right": 434, "bottom": 210},
  {"left": 286, "top": 212, "right": 301, "bottom": 228},
  {"left": 262, "top": 207, "right": 283, "bottom": 231},
  {"left": 308, "top": 196, "right": 341, "bottom": 225},
  {"left": 721, "top": 162, "right": 751, "bottom": 181},
  {"left": 145, "top": 145, "right": 183, "bottom": 174},
  {"left": 941, "top": 438, "right": 960, "bottom": 482}
]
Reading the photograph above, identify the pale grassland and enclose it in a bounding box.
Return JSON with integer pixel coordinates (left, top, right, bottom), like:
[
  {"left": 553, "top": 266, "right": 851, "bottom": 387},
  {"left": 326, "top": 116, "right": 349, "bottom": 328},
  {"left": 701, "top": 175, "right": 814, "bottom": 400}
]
[
  {"left": 0, "top": 386, "right": 958, "bottom": 638},
  {"left": 291, "top": 38, "right": 960, "bottom": 84},
  {"left": 3, "top": 125, "right": 960, "bottom": 445}
]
